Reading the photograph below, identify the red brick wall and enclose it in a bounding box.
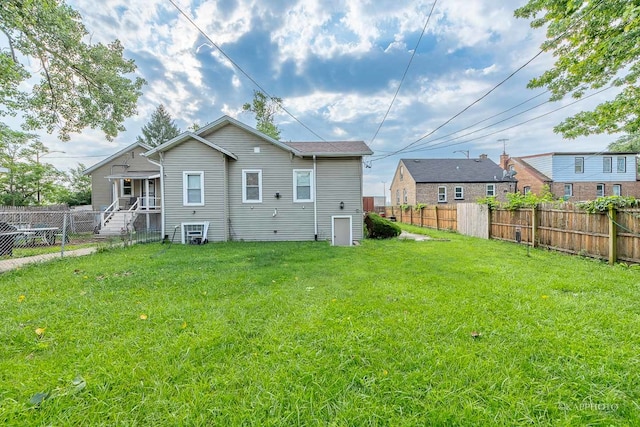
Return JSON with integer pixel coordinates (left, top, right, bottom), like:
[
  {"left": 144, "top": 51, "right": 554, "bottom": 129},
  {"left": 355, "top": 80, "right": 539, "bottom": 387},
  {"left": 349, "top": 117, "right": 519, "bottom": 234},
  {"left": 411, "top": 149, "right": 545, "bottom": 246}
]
[
  {"left": 505, "top": 159, "right": 549, "bottom": 195},
  {"left": 389, "top": 161, "right": 417, "bottom": 205},
  {"left": 416, "top": 182, "right": 514, "bottom": 204}
]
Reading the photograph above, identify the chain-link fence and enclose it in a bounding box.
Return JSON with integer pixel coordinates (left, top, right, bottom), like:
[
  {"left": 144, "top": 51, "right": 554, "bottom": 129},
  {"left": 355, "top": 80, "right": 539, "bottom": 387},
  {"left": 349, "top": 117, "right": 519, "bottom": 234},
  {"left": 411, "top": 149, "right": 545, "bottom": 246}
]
[{"left": 0, "top": 209, "right": 162, "bottom": 259}]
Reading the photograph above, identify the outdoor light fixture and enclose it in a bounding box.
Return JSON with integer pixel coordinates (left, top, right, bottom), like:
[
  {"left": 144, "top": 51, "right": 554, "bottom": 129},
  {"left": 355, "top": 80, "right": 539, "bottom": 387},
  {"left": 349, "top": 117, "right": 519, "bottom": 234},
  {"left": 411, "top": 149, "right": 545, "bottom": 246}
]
[
  {"left": 339, "top": 201, "right": 344, "bottom": 210},
  {"left": 275, "top": 192, "right": 280, "bottom": 199}
]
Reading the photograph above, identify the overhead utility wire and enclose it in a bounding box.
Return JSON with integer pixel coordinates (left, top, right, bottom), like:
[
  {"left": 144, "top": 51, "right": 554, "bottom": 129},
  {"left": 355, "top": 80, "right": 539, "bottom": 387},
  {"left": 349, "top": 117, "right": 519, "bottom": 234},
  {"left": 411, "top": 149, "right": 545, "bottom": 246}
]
[
  {"left": 167, "top": 0, "right": 326, "bottom": 141},
  {"left": 371, "top": 0, "right": 606, "bottom": 163},
  {"left": 402, "top": 85, "right": 613, "bottom": 155},
  {"left": 371, "top": 90, "right": 550, "bottom": 155},
  {"left": 370, "top": 0, "right": 438, "bottom": 144}
]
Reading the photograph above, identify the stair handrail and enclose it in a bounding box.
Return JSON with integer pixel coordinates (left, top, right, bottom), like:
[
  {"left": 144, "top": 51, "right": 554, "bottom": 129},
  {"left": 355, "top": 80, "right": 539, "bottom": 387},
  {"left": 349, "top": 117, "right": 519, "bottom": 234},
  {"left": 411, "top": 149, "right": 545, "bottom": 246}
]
[{"left": 101, "top": 199, "right": 119, "bottom": 228}]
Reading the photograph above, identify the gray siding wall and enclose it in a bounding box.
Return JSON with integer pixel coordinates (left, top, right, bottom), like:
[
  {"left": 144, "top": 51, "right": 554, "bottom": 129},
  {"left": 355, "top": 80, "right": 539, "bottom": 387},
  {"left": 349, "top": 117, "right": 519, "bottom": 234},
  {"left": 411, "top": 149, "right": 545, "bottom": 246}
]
[
  {"left": 162, "top": 140, "right": 227, "bottom": 242},
  {"left": 198, "top": 124, "right": 364, "bottom": 242},
  {"left": 90, "top": 146, "right": 157, "bottom": 210},
  {"left": 316, "top": 157, "right": 364, "bottom": 241}
]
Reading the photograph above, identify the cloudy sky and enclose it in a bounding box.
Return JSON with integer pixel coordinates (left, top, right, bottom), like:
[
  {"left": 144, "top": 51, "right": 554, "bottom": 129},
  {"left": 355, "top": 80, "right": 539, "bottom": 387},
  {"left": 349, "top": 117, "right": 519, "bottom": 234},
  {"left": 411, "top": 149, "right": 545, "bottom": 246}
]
[{"left": 36, "top": 0, "right": 615, "bottom": 198}]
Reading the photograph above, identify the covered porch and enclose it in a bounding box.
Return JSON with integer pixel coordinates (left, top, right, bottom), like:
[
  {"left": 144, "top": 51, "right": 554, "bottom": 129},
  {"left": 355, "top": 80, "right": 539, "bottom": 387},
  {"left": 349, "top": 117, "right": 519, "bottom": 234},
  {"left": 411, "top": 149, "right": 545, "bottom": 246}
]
[{"left": 100, "top": 171, "right": 161, "bottom": 235}]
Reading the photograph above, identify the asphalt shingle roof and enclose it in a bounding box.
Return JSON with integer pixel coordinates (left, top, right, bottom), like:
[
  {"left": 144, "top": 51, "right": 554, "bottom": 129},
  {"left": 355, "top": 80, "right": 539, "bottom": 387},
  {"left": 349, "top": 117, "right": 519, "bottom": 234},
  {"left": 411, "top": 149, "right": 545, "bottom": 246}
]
[
  {"left": 401, "top": 158, "right": 514, "bottom": 183},
  {"left": 284, "top": 141, "right": 373, "bottom": 156}
]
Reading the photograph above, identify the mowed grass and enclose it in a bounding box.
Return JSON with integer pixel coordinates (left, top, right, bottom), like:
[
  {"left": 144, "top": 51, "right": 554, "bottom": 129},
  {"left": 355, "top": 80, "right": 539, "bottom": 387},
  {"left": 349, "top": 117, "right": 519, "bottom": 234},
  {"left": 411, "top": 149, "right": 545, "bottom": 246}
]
[{"left": 1, "top": 231, "right": 640, "bottom": 425}]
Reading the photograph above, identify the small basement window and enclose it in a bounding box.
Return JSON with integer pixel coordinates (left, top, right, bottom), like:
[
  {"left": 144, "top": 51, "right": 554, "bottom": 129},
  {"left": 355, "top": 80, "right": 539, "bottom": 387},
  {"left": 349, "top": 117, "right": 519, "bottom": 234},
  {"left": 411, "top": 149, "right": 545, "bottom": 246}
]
[{"left": 181, "top": 222, "right": 209, "bottom": 244}]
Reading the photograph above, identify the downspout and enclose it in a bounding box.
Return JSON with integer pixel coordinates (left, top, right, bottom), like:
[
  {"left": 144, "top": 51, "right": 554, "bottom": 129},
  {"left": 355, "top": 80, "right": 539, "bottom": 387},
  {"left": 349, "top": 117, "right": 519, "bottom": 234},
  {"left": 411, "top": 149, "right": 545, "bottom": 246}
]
[
  {"left": 313, "top": 155, "right": 318, "bottom": 241},
  {"left": 146, "top": 155, "right": 165, "bottom": 238}
]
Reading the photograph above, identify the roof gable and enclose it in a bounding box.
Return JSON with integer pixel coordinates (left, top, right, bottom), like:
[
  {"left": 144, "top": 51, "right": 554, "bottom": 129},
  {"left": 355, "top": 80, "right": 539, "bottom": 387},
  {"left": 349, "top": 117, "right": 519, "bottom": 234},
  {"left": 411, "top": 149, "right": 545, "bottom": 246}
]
[
  {"left": 401, "top": 158, "right": 514, "bottom": 183},
  {"left": 143, "top": 131, "right": 238, "bottom": 160},
  {"left": 84, "top": 141, "right": 152, "bottom": 175}
]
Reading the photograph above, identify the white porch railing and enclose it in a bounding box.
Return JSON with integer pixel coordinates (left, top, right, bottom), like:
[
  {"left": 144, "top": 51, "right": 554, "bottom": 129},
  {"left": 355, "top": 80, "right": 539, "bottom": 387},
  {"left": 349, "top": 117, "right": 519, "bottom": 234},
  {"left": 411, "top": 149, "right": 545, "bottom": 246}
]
[{"left": 101, "top": 199, "right": 119, "bottom": 228}]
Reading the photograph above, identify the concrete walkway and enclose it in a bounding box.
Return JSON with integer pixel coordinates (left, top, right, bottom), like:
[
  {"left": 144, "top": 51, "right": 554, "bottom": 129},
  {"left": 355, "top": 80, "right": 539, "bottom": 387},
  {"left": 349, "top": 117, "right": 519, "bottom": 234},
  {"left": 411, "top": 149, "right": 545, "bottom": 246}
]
[
  {"left": 398, "top": 231, "right": 432, "bottom": 241},
  {"left": 0, "top": 247, "right": 97, "bottom": 273}
]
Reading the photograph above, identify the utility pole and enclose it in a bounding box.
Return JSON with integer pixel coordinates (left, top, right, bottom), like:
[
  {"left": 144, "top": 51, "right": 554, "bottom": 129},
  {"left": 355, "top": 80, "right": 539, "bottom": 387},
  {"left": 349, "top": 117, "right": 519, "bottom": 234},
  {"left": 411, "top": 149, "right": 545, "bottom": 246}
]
[{"left": 382, "top": 181, "right": 386, "bottom": 205}]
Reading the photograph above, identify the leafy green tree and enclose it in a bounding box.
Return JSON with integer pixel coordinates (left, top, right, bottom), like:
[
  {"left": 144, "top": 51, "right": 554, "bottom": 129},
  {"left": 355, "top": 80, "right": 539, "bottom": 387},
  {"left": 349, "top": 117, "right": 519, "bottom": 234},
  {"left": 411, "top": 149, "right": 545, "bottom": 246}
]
[
  {"left": 136, "top": 104, "right": 181, "bottom": 147},
  {"left": 243, "top": 90, "right": 282, "bottom": 140},
  {"left": 607, "top": 134, "right": 640, "bottom": 152},
  {"left": 0, "top": 125, "right": 41, "bottom": 205},
  {"left": 0, "top": 0, "right": 145, "bottom": 141},
  {"left": 53, "top": 163, "right": 91, "bottom": 206},
  {"left": 515, "top": 1, "right": 640, "bottom": 138}
]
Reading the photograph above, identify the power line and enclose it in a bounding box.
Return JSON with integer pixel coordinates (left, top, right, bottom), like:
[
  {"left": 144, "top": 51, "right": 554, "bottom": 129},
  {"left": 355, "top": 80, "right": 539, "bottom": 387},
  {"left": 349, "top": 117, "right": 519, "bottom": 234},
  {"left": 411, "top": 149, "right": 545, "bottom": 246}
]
[
  {"left": 402, "top": 85, "right": 613, "bottom": 155},
  {"left": 372, "top": 90, "right": 550, "bottom": 155},
  {"left": 371, "top": 0, "right": 606, "bottom": 163},
  {"left": 370, "top": 0, "right": 438, "bottom": 144},
  {"left": 167, "top": 0, "right": 326, "bottom": 141}
]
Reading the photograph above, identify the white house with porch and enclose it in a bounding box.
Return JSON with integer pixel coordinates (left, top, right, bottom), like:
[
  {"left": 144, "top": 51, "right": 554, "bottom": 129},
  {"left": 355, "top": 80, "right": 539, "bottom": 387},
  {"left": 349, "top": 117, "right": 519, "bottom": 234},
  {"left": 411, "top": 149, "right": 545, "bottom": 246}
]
[{"left": 84, "top": 142, "right": 162, "bottom": 235}]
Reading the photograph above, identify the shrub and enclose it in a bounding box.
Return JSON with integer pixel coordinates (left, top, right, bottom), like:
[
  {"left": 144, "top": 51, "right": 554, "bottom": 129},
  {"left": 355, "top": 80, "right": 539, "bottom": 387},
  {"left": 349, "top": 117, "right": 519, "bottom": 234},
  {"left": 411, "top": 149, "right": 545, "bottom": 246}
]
[{"left": 364, "top": 213, "right": 401, "bottom": 239}]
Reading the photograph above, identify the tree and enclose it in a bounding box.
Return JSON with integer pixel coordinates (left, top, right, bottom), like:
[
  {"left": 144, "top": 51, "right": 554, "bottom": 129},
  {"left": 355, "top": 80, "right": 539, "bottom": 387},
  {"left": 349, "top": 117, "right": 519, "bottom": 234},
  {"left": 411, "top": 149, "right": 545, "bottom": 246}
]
[
  {"left": 53, "top": 163, "right": 91, "bottom": 206},
  {"left": 135, "top": 104, "right": 181, "bottom": 147},
  {"left": 0, "top": 0, "right": 145, "bottom": 141},
  {"left": 607, "top": 134, "right": 640, "bottom": 152},
  {"left": 242, "top": 90, "right": 282, "bottom": 140},
  {"left": 0, "top": 124, "right": 45, "bottom": 205},
  {"left": 515, "top": 1, "right": 640, "bottom": 138}
]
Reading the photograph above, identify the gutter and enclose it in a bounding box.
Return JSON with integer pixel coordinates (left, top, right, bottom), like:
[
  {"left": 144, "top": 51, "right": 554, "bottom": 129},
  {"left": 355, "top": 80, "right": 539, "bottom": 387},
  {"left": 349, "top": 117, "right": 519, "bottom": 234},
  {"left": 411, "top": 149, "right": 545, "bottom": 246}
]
[{"left": 313, "top": 155, "right": 318, "bottom": 241}]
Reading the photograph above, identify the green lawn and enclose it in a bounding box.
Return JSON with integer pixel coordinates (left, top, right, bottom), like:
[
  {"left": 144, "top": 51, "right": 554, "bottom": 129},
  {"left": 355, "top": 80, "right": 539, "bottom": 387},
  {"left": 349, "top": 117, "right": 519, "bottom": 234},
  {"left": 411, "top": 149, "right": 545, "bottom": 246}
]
[{"left": 1, "top": 231, "right": 639, "bottom": 425}]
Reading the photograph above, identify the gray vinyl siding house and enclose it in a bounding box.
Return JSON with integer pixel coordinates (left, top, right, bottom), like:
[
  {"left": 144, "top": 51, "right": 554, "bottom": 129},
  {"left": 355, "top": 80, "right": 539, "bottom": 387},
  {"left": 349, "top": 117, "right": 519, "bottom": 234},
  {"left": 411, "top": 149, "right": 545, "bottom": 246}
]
[{"left": 144, "top": 115, "right": 372, "bottom": 245}]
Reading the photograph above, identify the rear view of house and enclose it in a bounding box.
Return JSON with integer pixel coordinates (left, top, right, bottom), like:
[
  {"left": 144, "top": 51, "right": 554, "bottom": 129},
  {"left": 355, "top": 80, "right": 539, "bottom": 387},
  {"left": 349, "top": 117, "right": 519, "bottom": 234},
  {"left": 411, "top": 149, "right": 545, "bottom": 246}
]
[{"left": 87, "top": 115, "right": 372, "bottom": 245}]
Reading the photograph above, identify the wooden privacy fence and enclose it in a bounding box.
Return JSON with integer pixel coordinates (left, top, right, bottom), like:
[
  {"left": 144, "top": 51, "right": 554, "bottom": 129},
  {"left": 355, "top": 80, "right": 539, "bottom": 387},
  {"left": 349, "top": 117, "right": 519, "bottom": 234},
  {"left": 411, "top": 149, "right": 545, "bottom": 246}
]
[
  {"left": 386, "top": 203, "right": 640, "bottom": 264},
  {"left": 384, "top": 205, "right": 457, "bottom": 231}
]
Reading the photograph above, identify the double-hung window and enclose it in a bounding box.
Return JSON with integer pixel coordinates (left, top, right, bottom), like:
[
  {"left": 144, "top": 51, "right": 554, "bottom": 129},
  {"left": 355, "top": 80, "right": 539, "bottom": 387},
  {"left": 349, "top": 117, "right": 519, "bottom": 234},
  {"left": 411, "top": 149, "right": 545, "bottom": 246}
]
[
  {"left": 575, "top": 157, "right": 584, "bottom": 174},
  {"left": 438, "top": 186, "right": 447, "bottom": 203},
  {"left": 596, "top": 183, "right": 605, "bottom": 197},
  {"left": 122, "top": 178, "right": 132, "bottom": 196},
  {"left": 603, "top": 157, "right": 612, "bottom": 173},
  {"left": 454, "top": 186, "right": 464, "bottom": 200},
  {"left": 293, "top": 169, "right": 313, "bottom": 202},
  {"left": 564, "top": 184, "right": 573, "bottom": 197},
  {"left": 243, "top": 170, "right": 262, "bottom": 203},
  {"left": 617, "top": 157, "right": 626, "bottom": 173},
  {"left": 183, "top": 171, "right": 204, "bottom": 206},
  {"left": 486, "top": 184, "right": 495, "bottom": 197},
  {"left": 613, "top": 184, "right": 622, "bottom": 196}
]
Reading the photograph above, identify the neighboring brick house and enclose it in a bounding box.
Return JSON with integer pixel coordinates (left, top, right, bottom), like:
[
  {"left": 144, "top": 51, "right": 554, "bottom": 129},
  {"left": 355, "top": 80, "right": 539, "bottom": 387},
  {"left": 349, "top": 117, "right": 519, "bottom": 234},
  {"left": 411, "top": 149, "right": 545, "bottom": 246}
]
[
  {"left": 500, "top": 152, "right": 640, "bottom": 200},
  {"left": 389, "top": 156, "right": 517, "bottom": 206}
]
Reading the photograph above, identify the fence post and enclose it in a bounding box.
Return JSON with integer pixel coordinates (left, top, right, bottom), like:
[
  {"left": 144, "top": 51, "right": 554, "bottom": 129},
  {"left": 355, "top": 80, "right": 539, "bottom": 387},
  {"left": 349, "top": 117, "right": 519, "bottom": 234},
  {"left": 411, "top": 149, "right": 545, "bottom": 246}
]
[
  {"left": 608, "top": 206, "right": 617, "bottom": 265},
  {"left": 487, "top": 207, "right": 492, "bottom": 239},
  {"left": 61, "top": 212, "right": 67, "bottom": 257},
  {"left": 531, "top": 207, "right": 538, "bottom": 248},
  {"left": 434, "top": 206, "right": 439, "bottom": 230},
  {"left": 420, "top": 208, "right": 424, "bottom": 228},
  {"left": 410, "top": 208, "right": 413, "bottom": 225}
]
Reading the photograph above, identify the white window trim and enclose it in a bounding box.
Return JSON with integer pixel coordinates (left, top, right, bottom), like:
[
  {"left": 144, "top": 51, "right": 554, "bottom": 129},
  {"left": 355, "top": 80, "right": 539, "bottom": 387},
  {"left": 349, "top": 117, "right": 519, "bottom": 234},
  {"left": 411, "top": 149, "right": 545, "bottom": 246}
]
[
  {"left": 242, "top": 169, "right": 263, "bottom": 203},
  {"left": 486, "top": 184, "right": 496, "bottom": 196},
  {"left": 183, "top": 171, "right": 204, "bottom": 206},
  {"left": 438, "top": 186, "right": 447, "bottom": 203},
  {"left": 603, "top": 157, "right": 612, "bottom": 173},
  {"left": 293, "top": 169, "right": 314, "bottom": 203},
  {"left": 575, "top": 157, "right": 584, "bottom": 174},
  {"left": 613, "top": 184, "right": 622, "bottom": 196},
  {"left": 596, "top": 183, "right": 605, "bottom": 197},
  {"left": 454, "top": 186, "right": 464, "bottom": 200},
  {"left": 180, "top": 221, "right": 208, "bottom": 244},
  {"left": 121, "top": 179, "right": 133, "bottom": 197},
  {"left": 564, "top": 183, "right": 573, "bottom": 197},
  {"left": 617, "top": 157, "right": 626, "bottom": 173}
]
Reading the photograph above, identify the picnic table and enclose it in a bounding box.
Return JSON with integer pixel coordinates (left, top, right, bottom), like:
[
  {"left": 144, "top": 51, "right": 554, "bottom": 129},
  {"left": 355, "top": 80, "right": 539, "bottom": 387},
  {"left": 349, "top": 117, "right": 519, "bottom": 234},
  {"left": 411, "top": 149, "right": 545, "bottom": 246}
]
[{"left": 14, "top": 227, "right": 59, "bottom": 246}]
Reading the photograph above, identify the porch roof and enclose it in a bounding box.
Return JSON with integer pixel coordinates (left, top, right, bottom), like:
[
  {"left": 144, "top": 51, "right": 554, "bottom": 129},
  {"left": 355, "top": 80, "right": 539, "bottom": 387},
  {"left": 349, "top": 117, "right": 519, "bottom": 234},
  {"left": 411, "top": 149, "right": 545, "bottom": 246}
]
[{"left": 106, "top": 171, "right": 161, "bottom": 179}]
